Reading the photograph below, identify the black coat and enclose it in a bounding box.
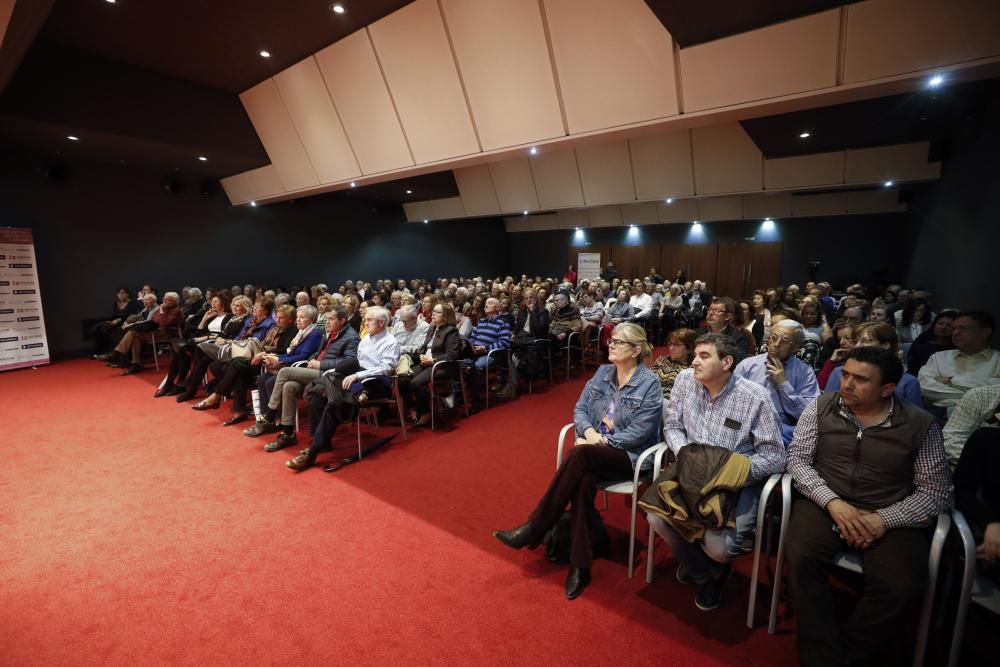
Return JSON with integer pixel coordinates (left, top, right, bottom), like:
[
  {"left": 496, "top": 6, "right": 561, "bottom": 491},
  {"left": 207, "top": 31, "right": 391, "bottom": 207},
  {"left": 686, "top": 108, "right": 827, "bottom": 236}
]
[{"left": 514, "top": 306, "right": 550, "bottom": 339}]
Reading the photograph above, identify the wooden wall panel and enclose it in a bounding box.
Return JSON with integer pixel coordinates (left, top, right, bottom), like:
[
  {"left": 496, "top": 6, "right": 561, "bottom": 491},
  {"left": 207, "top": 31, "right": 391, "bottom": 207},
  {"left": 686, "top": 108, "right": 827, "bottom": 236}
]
[
  {"left": 440, "top": 0, "right": 564, "bottom": 151},
  {"left": 691, "top": 124, "right": 763, "bottom": 195},
  {"left": 620, "top": 202, "right": 659, "bottom": 226},
  {"left": 239, "top": 79, "right": 318, "bottom": 191},
  {"left": 629, "top": 131, "right": 695, "bottom": 200},
  {"left": 681, "top": 10, "right": 840, "bottom": 111},
  {"left": 657, "top": 198, "right": 699, "bottom": 223},
  {"left": 742, "top": 193, "right": 793, "bottom": 219},
  {"left": 273, "top": 57, "right": 360, "bottom": 184},
  {"left": 489, "top": 158, "right": 540, "bottom": 212},
  {"left": 453, "top": 164, "right": 500, "bottom": 216},
  {"left": 368, "top": 0, "right": 480, "bottom": 163},
  {"left": 845, "top": 142, "right": 939, "bottom": 183},
  {"left": 528, "top": 148, "right": 584, "bottom": 209},
  {"left": 315, "top": 30, "right": 413, "bottom": 175},
  {"left": 576, "top": 140, "right": 636, "bottom": 205},
  {"left": 587, "top": 205, "right": 623, "bottom": 228},
  {"left": 220, "top": 165, "right": 285, "bottom": 205},
  {"left": 764, "top": 151, "right": 845, "bottom": 189},
  {"left": 543, "top": 0, "right": 678, "bottom": 134},
  {"left": 844, "top": 0, "right": 1000, "bottom": 83}
]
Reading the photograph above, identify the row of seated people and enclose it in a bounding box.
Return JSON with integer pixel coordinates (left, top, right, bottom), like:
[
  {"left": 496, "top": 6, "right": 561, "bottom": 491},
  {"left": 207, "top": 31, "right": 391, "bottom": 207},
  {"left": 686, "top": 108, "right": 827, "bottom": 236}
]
[{"left": 494, "top": 320, "right": 996, "bottom": 665}]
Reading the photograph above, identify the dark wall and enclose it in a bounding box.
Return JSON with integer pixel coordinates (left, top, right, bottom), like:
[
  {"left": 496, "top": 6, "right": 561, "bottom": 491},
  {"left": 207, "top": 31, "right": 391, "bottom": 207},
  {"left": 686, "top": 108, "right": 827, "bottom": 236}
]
[
  {"left": 906, "top": 87, "right": 1000, "bottom": 319},
  {"left": 0, "top": 152, "right": 508, "bottom": 357},
  {"left": 507, "top": 213, "right": 912, "bottom": 288}
]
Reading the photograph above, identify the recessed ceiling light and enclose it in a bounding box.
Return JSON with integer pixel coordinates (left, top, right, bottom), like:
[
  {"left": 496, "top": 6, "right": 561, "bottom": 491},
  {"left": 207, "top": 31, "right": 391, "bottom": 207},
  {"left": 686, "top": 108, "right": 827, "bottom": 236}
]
[
  {"left": 665, "top": 197, "right": 673, "bottom": 204},
  {"left": 67, "top": 135, "right": 79, "bottom": 141},
  {"left": 629, "top": 224, "right": 636, "bottom": 229},
  {"left": 522, "top": 210, "right": 528, "bottom": 215},
  {"left": 529, "top": 146, "right": 538, "bottom": 155},
  {"left": 250, "top": 201, "right": 257, "bottom": 207},
  {"left": 332, "top": 3, "right": 346, "bottom": 14},
  {"left": 799, "top": 131, "right": 811, "bottom": 139},
  {"left": 349, "top": 181, "right": 357, "bottom": 188},
  {"left": 405, "top": 189, "right": 413, "bottom": 194},
  {"left": 692, "top": 221, "right": 702, "bottom": 231},
  {"left": 884, "top": 180, "right": 894, "bottom": 188},
  {"left": 259, "top": 50, "right": 271, "bottom": 58},
  {"left": 762, "top": 218, "right": 775, "bottom": 230},
  {"left": 197, "top": 156, "right": 207, "bottom": 161},
  {"left": 928, "top": 75, "right": 944, "bottom": 88},
  {"left": 423, "top": 219, "right": 428, "bottom": 224},
  {"left": 105, "top": 0, "right": 116, "bottom": 4}
]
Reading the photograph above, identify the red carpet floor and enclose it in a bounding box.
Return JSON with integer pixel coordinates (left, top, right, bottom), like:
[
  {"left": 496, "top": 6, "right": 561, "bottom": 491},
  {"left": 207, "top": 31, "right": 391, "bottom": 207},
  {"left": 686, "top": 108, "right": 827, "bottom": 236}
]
[{"left": 1, "top": 359, "right": 800, "bottom": 665}]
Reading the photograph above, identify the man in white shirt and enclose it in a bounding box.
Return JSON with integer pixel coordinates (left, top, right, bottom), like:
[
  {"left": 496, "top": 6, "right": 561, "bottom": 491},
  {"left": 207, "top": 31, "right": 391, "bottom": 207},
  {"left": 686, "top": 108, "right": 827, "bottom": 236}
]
[
  {"left": 918, "top": 310, "right": 1000, "bottom": 409},
  {"left": 628, "top": 283, "right": 654, "bottom": 322}
]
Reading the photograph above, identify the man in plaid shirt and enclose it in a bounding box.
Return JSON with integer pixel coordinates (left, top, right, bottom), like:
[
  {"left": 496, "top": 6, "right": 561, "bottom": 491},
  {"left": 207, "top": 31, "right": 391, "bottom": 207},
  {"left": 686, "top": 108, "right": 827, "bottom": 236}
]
[{"left": 785, "top": 346, "right": 953, "bottom": 666}]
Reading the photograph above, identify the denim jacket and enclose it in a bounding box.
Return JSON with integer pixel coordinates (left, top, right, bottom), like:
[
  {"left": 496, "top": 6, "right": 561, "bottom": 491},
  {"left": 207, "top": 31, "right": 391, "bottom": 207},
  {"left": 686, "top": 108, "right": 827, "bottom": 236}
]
[{"left": 573, "top": 363, "right": 664, "bottom": 469}]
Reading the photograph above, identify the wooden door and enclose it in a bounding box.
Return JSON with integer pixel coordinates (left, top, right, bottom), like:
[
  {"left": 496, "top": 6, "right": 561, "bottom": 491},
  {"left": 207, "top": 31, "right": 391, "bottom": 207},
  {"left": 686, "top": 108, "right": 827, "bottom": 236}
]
[
  {"left": 660, "top": 244, "right": 718, "bottom": 287},
  {"left": 747, "top": 243, "right": 782, "bottom": 294},
  {"left": 716, "top": 243, "right": 753, "bottom": 300},
  {"left": 611, "top": 245, "right": 643, "bottom": 281}
]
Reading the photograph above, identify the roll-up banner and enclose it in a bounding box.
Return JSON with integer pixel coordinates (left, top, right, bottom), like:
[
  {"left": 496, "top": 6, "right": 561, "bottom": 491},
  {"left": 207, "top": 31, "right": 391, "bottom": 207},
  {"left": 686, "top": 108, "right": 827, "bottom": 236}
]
[{"left": 0, "top": 228, "right": 50, "bottom": 371}]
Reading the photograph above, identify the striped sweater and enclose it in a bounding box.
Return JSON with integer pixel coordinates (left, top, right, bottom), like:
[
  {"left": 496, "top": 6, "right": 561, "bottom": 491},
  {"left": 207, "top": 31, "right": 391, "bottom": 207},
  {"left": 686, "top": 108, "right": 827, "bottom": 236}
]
[{"left": 470, "top": 315, "right": 512, "bottom": 351}]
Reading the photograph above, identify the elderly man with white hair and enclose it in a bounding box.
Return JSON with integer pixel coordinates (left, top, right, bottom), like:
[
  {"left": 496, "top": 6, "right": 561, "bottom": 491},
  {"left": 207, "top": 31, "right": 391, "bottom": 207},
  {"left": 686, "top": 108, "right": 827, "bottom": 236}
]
[
  {"left": 390, "top": 304, "right": 430, "bottom": 356},
  {"left": 734, "top": 319, "right": 821, "bottom": 445},
  {"left": 108, "top": 291, "right": 183, "bottom": 375}
]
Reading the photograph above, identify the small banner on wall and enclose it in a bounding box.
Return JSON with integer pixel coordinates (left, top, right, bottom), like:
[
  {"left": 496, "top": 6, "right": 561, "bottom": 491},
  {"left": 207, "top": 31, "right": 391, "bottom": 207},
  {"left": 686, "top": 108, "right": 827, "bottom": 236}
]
[
  {"left": 0, "top": 228, "right": 50, "bottom": 371},
  {"left": 577, "top": 252, "right": 601, "bottom": 284}
]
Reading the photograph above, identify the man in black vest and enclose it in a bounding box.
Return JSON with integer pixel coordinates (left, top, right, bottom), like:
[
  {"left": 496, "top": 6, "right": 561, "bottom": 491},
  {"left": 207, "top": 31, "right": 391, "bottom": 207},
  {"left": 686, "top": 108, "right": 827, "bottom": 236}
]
[{"left": 785, "top": 346, "right": 953, "bottom": 666}]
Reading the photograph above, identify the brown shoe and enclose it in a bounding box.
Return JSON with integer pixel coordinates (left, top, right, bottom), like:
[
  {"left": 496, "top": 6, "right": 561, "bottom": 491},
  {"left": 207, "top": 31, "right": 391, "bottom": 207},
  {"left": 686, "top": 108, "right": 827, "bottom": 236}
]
[{"left": 286, "top": 452, "right": 315, "bottom": 471}]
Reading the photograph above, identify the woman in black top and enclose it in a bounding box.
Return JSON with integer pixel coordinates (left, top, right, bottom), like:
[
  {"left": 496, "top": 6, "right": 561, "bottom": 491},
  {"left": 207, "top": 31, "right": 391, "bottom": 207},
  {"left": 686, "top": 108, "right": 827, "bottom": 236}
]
[
  {"left": 906, "top": 310, "right": 957, "bottom": 375},
  {"left": 91, "top": 287, "right": 141, "bottom": 356},
  {"left": 402, "top": 302, "right": 463, "bottom": 427}
]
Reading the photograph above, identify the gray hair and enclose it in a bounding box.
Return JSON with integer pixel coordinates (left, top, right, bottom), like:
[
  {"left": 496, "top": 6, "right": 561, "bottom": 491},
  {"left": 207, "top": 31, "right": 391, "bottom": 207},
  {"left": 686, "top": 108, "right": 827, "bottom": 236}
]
[
  {"left": 398, "top": 304, "right": 418, "bottom": 321},
  {"left": 772, "top": 318, "right": 805, "bottom": 347},
  {"left": 163, "top": 291, "right": 180, "bottom": 304},
  {"left": 296, "top": 305, "right": 318, "bottom": 322},
  {"left": 274, "top": 293, "right": 291, "bottom": 306},
  {"left": 187, "top": 287, "right": 202, "bottom": 298},
  {"left": 366, "top": 306, "right": 391, "bottom": 327}
]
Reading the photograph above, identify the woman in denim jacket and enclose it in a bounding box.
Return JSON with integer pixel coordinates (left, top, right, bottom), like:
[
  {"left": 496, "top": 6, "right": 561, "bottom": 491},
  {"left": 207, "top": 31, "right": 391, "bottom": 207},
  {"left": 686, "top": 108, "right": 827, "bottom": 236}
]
[{"left": 494, "top": 323, "right": 664, "bottom": 600}]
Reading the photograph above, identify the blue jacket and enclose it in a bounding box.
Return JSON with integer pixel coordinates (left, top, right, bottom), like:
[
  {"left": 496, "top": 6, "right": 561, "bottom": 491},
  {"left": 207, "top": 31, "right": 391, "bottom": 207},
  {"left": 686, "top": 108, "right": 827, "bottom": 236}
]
[
  {"left": 573, "top": 363, "right": 664, "bottom": 469},
  {"left": 277, "top": 327, "right": 324, "bottom": 365}
]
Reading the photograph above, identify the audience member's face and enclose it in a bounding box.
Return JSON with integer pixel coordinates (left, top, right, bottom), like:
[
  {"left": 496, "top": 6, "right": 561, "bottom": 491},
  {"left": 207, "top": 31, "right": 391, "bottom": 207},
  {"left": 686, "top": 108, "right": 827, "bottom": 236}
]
[
  {"left": 801, "top": 305, "right": 819, "bottom": 326},
  {"left": 843, "top": 308, "right": 863, "bottom": 324},
  {"left": 143, "top": 296, "right": 157, "bottom": 310},
  {"left": 840, "top": 359, "right": 893, "bottom": 409},
  {"left": 484, "top": 298, "right": 500, "bottom": 316},
  {"left": 932, "top": 316, "right": 955, "bottom": 341},
  {"left": 211, "top": 297, "right": 223, "bottom": 312},
  {"left": 500, "top": 298, "right": 511, "bottom": 313},
  {"left": 253, "top": 304, "right": 268, "bottom": 320},
  {"left": 869, "top": 308, "right": 887, "bottom": 322},
  {"left": 421, "top": 298, "right": 433, "bottom": 314},
  {"left": 317, "top": 299, "right": 330, "bottom": 313},
  {"left": 295, "top": 311, "right": 312, "bottom": 330},
  {"left": 554, "top": 294, "right": 568, "bottom": 309},
  {"left": 692, "top": 343, "right": 732, "bottom": 385},
  {"left": 882, "top": 291, "right": 896, "bottom": 305},
  {"left": 912, "top": 303, "right": 927, "bottom": 322},
  {"left": 400, "top": 314, "right": 417, "bottom": 331},
  {"left": 667, "top": 338, "right": 690, "bottom": 364},
  {"left": 580, "top": 294, "right": 592, "bottom": 307},
  {"left": 163, "top": 295, "right": 179, "bottom": 308},
  {"left": 181, "top": 288, "right": 191, "bottom": 301},
  {"left": 705, "top": 303, "right": 731, "bottom": 330},
  {"left": 767, "top": 326, "right": 798, "bottom": 362},
  {"left": 856, "top": 330, "right": 889, "bottom": 350},
  {"left": 607, "top": 334, "right": 638, "bottom": 364},
  {"left": 617, "top": 289, "right": 629, "bottom": 301},
  {"left": 740, "top": 302, "right": 751, "bottom": 319},
  {"left": 431, "top": 305, "right": 445, "bottom": 327},
  {"left": 326, "top": 315, "right": 343, "bottom": 334},
  {"left": 952, "top": 316, "right": 991, "bottom": 354},
  {"left": 231, "top": 286, "right": 242, "bottom": 296},
  {"left": 232, "top": 301, "right": 246, "bottom": 316},
  {"left": 837, "top": 327, "right": 854, "bottom": 350},
  {"left": 118, "top": 288, "right": 130, "bottom": 301},
  {"left": 366, "top": 313, "right": 385, "bottom": 335},
  {"left": 766, "top": 290, "right": 778, "bottom": 307},
  {"left": 276, "top": 312, "right": 294, "bottom": 329}
]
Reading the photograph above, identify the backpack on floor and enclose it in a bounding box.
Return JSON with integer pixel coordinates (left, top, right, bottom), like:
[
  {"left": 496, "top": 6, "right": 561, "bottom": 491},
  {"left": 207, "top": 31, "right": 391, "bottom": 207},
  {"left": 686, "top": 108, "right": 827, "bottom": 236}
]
[{"left": 543, "top": 511, "right": 610, "bottom": 564}]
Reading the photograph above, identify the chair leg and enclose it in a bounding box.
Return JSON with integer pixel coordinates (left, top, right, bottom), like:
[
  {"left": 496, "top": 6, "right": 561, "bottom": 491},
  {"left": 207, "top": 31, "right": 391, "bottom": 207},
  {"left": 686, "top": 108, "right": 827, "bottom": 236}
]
[
  {"left": 628, "top": 487, "right": 639, "bottom": 578},
  {"left": 646, "top": 522, "right": 657, "bottom": 583},
  {"left": 395, "top": 390, "right": 408, "bottom": 442},
  {"left": 768, "top": 474, "right": 792, "bottom": 634}
]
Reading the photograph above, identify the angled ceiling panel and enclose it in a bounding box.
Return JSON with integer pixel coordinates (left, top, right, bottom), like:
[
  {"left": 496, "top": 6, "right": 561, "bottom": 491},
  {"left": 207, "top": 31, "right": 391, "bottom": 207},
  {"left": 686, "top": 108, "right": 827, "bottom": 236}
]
[
  {"left": 680, "top": 10, "right": 840, "bottom": 112},
  {"left": 764, "top": 151, "right": 845, "bottom": 189},
  {"left": 629, "top": 130, "right": 695, "bottom": 200},
  {"left": 403, "top": 200, "right": 436, "bottom": 222},
  {"left": 315, "top": 29, "right": 413, "bottom": 175},
  {"left": 528, "top": 148, "right": 585, "bottom": 209},
  {"left": 543, "top": 0, "right": 678, "bottom": 134},
  {"left": 273, "top": 56, "right": 361, "bottom": 184},
  {"left": 576, "top": 140, "right": 636, "bottom": 205},
  {"left": 430, "top": 196, "right": 467, "bottom": 220},
  {"left": 368, "top": 0, "right": 480, "bottom": 163},
  {"left": 489, "top": 158, "right": 540, "bottom": 213},
  {"left": 239, "top": 79, "right": 318, "bottom": 191},
  {"left": 844, "top": 0, "right": 1000, "bottom": 83},
  {"left": 220, "top": 165, "right": 285, "bottom": 205},
  {"left": 440, "top": 0, "right": 564, "bottom": 151},
  {"left": 453, "top": 164, "right": 501, "bottom": 216},
  {"left": 844, "top": 142, "right": 939, "bottom": 183},
  {"left": 692, "top": 123, "right": 763, "bottom": 194}
]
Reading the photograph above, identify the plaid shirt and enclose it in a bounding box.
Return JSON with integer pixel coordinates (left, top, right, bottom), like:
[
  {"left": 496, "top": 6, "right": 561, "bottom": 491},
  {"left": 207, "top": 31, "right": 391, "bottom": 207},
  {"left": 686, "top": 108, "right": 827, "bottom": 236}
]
[
  {"left": 664, "top": 369, "right": 785, "bottom": 484},
  {"left": 787, "top": 396, "right": 954, "bottom": 530},
  {"left": 942, "top": 384, "right": 1000, "bottom": 465}
]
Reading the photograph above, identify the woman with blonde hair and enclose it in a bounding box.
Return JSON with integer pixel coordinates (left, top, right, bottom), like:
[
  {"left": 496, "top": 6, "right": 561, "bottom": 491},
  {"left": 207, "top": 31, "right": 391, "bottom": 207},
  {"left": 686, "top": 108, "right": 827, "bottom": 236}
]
[{"left": 493, "top": 322, "right": 662, "bottom": 600}]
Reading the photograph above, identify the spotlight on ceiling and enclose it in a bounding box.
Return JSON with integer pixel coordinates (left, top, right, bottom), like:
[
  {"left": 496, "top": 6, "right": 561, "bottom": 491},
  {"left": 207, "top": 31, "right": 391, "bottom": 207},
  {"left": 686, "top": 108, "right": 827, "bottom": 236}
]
[
  {"left": 349, "top": 181, "right": 357, "bottom": 188},
  {"left": 928, "top": 74, "right": 944, "bottom": 88},
  {"left": 197, "top": 156, "right": 207, "bottom": 162},
  {"left": 423, "top": 219, "right": 429, "bottom": 224},
  {"left": 799, "top": 131, "right": 811, "bottom": 139},
  {"left": 762, "top": 218, "right": 775, "bottom": 231},
  {"left": 331, "top": 3, "right": 346, "bottom": 14},
  {"left": 529, "top": 146, "right": 538, "bottom": 155},
  {"left": 665, "top": 197, "right": 673, "bottom": 204},
  {"left": 259, "top": 50, "right": 271, "bottom": 58},
  {"left": 522, "top": 210, "right": 528, "bottom": 216},
  {"left": 692, "top": 221, "right": 703, "bottom": 232},
  {"left": 67, "top": 135, "right": 79, "bottom": 141},
  {"left": 884, "top": 180, "right": 894, "bottom": 188},
  {"left": 574, "top": 227, "right": 584, "bottom": 239},
  {"left": 250, "top": 201, "right": 257, "bottom": 207},
  {"left": 405, "top": 189, "right": 413, "bottom": 195}
]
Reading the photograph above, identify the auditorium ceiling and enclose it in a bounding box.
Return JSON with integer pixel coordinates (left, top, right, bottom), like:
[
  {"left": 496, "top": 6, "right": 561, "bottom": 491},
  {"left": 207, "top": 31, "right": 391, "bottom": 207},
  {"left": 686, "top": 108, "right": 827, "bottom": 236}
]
[{"left": 0, "top": 0, "right": 997, "bottom": 213}]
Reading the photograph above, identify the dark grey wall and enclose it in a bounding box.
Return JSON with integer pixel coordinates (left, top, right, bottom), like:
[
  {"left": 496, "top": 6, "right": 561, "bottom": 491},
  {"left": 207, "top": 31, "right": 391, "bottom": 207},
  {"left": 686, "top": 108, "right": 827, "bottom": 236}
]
[
  {"left": 906, "top": 87, "right": 1000, "bottom": 319},
  {"left": 507, "top": 213, "right": 913, "bottom": 288},
  {"left": 0, "top": 152, "right": 508, "bottom": 357}
]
